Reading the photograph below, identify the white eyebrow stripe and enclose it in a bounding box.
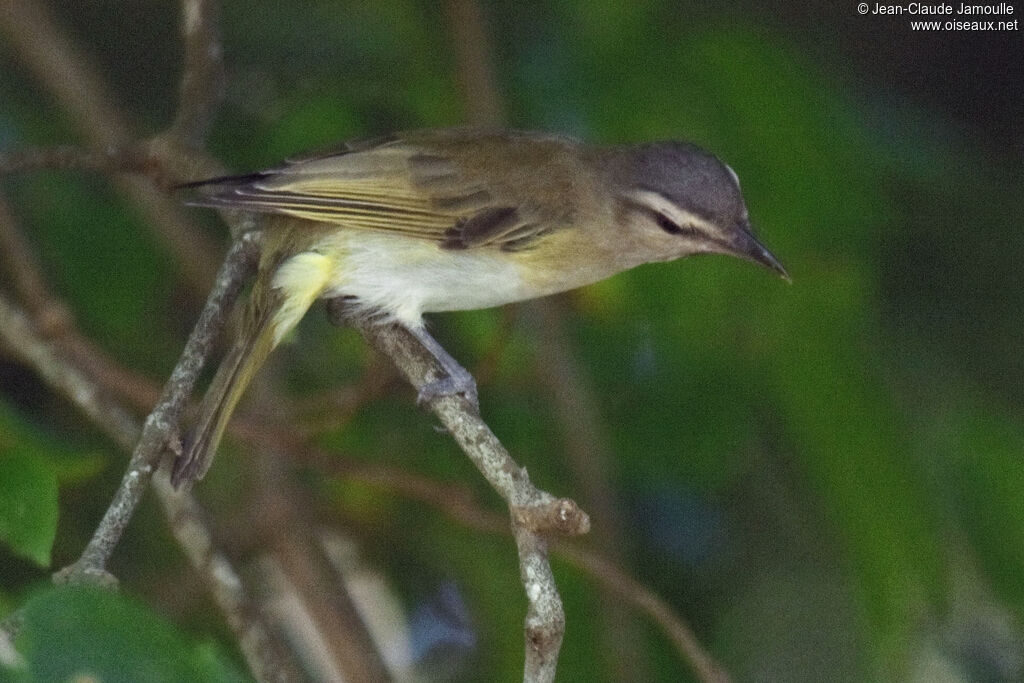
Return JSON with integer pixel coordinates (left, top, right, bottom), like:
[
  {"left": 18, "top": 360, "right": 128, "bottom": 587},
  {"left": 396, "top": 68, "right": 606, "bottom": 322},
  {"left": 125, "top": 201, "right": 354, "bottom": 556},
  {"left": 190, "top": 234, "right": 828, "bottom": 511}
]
[
  {"left": 725, "top": 164, "right": 741, "bottom": 190},
  {"left": 723, "top": 165, "right": 750, "bottom": 221},
  {"left": 625, "top": 189, "right": 723, "bottom": 237}
]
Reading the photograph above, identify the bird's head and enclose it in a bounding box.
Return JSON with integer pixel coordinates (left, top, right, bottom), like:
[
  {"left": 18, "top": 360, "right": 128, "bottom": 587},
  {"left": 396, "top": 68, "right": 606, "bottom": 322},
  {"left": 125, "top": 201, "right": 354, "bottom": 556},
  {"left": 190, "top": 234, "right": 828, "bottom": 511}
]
[{"left": 612, "top": 142, "right": 788, "bottom": 279}]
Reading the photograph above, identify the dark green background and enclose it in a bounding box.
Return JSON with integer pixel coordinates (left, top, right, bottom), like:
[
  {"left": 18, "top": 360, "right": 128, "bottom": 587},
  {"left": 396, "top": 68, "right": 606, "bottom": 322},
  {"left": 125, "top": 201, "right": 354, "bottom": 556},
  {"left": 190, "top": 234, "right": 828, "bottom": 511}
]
[{"left": 1, "top": 1, "right": 1022, "bottom": 681}]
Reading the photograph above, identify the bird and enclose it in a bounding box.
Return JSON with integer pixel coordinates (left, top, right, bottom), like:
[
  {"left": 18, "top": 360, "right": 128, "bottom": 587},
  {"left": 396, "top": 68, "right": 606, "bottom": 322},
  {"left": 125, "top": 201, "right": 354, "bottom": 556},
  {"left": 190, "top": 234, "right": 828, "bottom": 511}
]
[{"left": 170, "top": 128, "right": 786, "bottom": 487}]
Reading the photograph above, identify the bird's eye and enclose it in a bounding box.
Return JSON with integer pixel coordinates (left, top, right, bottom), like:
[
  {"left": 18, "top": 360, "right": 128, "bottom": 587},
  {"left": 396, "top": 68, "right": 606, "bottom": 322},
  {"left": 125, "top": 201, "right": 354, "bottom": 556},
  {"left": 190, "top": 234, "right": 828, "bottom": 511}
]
[
  {"left": 655, "top": 213, "right": 701, "bottom": 238},
  {"left": 655, "top": 213, "right": 683, "bottom": 235}
]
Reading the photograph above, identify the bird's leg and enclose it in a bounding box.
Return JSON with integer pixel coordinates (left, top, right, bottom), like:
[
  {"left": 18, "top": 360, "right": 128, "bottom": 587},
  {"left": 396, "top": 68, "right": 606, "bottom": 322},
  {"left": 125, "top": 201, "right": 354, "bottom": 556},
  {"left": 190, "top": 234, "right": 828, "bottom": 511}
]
[
  {"left": 404, "top": 324, "right": 479, "bottom": 409},
  {"left": 323, "top": 298, "right": 479, "bottom": 409}
]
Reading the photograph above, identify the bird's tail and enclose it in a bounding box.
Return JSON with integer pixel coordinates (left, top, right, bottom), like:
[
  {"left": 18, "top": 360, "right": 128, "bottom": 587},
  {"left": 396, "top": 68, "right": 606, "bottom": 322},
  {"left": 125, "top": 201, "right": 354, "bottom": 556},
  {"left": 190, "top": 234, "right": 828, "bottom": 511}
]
[
  {"left": 170, "top": 299, "right": 278, "bottom": 488},
  {"left": 171, "top": 247, "right": 336, "bottom": 488}
]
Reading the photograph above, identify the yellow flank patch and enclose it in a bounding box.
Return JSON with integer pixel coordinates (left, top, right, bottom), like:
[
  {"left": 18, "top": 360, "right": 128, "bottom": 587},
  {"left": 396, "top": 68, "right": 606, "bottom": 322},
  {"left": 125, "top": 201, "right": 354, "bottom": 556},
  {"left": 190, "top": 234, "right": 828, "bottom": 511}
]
[{"left": 270, "top": 251, "right": 335, "bottom": 344}]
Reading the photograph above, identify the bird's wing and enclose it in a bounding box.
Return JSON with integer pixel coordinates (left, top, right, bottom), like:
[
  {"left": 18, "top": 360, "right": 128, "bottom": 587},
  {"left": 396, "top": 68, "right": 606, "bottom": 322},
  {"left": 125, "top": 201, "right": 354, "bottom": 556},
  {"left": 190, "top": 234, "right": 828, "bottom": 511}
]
[{"left": 181, "top": 135, "right": 552, "bottom": 252}]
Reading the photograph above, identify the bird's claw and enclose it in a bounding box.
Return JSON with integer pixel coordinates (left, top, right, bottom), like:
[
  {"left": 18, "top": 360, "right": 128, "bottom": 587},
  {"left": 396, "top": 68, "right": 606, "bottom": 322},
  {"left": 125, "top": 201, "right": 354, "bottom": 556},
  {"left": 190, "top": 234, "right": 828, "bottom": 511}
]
[{"left": 417, "top": 372, "right": 479, "bottom": 411}]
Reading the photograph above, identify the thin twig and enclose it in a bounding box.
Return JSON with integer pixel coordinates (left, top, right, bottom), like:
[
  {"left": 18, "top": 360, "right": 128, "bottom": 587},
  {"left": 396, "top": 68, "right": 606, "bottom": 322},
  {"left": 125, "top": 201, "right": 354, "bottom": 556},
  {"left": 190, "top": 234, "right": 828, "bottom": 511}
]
[
  {"left": 151, "top": 472, "right": 303, "bottom": 682},
  {"left": 0, "top": 287, "right": 301, "bottom": 682},
  {"left": 529, "top": 300, "right": 652, "bottom": 679},
  {"left": 0, "top": 194, "right": 65, "bottom": 318},
  {"left": 0, "top": 292, "right": 140, "bottom": 454},
  {"left": 443, "top": 0, "right": 504, "bottom": 128},
  {"left": 552, "top": 544, "right": 732, "bottom": 683},
  {"left": 54, "top": 233, "right": 259, "bottom": 584},
  {"left": 345, "top": 318, "right": 591, "bottom": 533},
  {"left": 0, "top": 0, "right": 223, "bottom": 290},
  {"left": 0, "top": 145, "right": 168, "bottom": 183},
  {"left": 169, "top": 0, "right": 226, "bottom": 147},
  {"left": 307, "top": 454, "right": 731, "bottom": 683},
  {"left": 330, "top": 308, "right": 589, "bottom": 683}
]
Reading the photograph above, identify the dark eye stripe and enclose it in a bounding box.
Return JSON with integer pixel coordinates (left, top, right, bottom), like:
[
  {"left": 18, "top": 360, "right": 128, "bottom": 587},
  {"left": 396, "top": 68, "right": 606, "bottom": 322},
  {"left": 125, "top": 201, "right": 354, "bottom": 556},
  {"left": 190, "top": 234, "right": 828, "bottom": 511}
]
[
  {"left": 619, "top": 197, "right": 703, "bottom": 238},
  {"left": 655, "top": 213, "right": 683, "bottom": 235},
  {"left": 653, "top": 212, "right": 701, "bottom": 239}
]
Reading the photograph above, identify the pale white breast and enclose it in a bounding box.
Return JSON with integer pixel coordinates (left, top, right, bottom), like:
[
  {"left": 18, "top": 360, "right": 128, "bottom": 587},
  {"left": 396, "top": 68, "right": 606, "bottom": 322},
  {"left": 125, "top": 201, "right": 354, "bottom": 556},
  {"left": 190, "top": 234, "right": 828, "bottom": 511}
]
[{"left": 314, "top": 231, "right": 537, "bottom": 326}]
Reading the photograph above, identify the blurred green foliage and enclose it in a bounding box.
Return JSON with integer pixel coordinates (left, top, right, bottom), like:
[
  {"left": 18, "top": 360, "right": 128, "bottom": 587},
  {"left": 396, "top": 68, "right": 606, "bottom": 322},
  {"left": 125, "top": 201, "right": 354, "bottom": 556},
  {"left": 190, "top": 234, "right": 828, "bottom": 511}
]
[
  {"left": 0, "top": 441, "right": 57, "bottom": 568},
  {"left": 1, "top": 1, "right": 1021, "bottom": 681},
  {"left": 0, "top": 401, "right": 104, "bottom": 568},
  {"left": 9, "top": 585, "right": 244, "bottom": 682}
]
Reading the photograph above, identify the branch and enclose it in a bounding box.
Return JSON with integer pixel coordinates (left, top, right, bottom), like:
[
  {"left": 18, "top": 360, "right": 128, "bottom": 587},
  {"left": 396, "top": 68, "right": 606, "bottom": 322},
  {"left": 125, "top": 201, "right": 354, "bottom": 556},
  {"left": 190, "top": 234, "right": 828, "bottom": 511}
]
[
  {"left": 0, "top": 292, "right": 140, "bottom": 456},
  {"left": 54, "top": 233, "right": 259, "bottom": 584},
  {"left": 0, "top": 194, "right": 69, "bottom": 323},
  {"left": 443, "top": 0, "right": 504, "bottom": 128},
  {"left": 0, "top": 0, "right": 223, "bottom": 290},
  {"left": 0, "top": 145, "right": 167, "bottom": 182},
  {"left": 527, "top": 300, "right": 653, "bottom": 678},
  {"left": 0, "top": 285, "right": 302, "bottom": 682},
  {"left": 329, "top": 308, "right": 589, "bottom": 683},
  {"left": 347, "top": 319, "right": 590, "bottom": 534},
  {"left": 151, "top": 472, "right": 304, "bottom": 682},
  {"left": 169, "top": 0, "right": 226, "bottom": 147},
  {"left": 0, "top": 0, "right": 131, "bottom": 147},
  {"left": 552, "top": 544, "right": 732, "bottom": 683},
  {"left": 308, "top": 455, "right": 732, "bottom": 683},
  {"left": 256, "top": 472, "right": 393, "bottom": 682}
]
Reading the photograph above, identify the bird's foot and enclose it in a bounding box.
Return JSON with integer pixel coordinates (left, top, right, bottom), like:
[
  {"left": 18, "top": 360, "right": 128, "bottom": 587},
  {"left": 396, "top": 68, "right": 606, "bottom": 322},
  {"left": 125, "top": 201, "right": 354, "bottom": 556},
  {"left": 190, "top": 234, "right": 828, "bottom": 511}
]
[{"left": 417, "top": 368, "right": 479, "bottom": 411}]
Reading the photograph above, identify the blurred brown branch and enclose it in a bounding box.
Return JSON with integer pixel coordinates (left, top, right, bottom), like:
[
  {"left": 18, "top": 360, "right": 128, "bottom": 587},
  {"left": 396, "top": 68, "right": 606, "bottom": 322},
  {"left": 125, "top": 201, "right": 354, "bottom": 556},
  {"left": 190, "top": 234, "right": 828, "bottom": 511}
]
[
  {"left": 444, "top": 0, "right": 504, "bottom": 128},
  {"left": 0, "top": 191, "right": 166, "bottom": 412},
  {"left": 251, "top": 446, "right": 393, "bottom": 683},
  {"left": 310, "top": 452, "right": 731, "bottom": 683},
  {"left": 0, "top": 145, "right": 170, "bottom": 183},
  {"left": 0, "top": 287, "right": 301, "bottom": 681},
  {"left": 0, "top": 0, "right": 223, "bottom": 291},
  {"left": 0, "top": 193, "right": 67, "bottom": 321},
  {"left": 170, "top": 0, "right": 226, "bottom": 147}
]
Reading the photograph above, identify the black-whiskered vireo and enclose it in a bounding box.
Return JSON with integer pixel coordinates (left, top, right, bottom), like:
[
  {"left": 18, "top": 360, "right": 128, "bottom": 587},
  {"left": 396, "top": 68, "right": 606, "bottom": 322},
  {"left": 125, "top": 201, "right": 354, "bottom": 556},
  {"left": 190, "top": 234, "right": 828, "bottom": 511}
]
[{"left": 171, "top": 128, "right": 786, "bottom": 486}]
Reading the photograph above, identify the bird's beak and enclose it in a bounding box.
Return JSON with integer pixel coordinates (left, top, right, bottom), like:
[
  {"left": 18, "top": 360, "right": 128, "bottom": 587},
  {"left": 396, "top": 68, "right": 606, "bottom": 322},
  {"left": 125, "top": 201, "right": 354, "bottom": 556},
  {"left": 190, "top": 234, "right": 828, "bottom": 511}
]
[{"left": 729, "top": 223, "right": 790, "bottom": 282}]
